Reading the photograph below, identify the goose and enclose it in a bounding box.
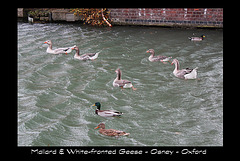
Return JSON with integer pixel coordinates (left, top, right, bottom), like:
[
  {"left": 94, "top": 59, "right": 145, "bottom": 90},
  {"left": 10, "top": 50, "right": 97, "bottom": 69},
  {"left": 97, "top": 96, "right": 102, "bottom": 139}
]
[
  {"left": 44, "top": 40, "right": 75, "bottom": 55},
  {"left": 95, "top": 123, "right": 130, "bottom": 137},
  {"left": 92, "top": 102, "right": 123, "bottom": 117},
  {"left": 146, "top": 49, "right": 172, "bottom": 63},
  {"left": 113, "top": 68, "right": 137, "bottom": 90},
  {"left": 171, "top": 59, "right": 198, "bottom": 80},
  {"left": 188, "top": 35, "right": 205, "bottom": 41},
  {"left": 71, "top": 46, "right": 100, "bottom": 60}
]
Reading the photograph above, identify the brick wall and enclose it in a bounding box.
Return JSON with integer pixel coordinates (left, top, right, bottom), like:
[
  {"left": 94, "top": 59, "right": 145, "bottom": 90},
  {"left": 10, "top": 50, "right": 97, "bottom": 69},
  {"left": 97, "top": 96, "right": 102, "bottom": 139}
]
[{"left": 109, "top": 8, "right": 223, "bottom": 28}]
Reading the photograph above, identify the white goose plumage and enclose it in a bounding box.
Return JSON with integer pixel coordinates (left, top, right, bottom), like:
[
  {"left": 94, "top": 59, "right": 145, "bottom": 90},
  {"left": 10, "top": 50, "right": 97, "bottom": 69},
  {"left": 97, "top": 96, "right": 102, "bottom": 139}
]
[
  {"left": 44, "top": 40, "right": 75, "bottom": 55},
  {"left": 113, "top": 68, "right": 137, "bottom": 90},
  {"left": 171, "top": 59, "right": 198, "bottom": 80},
  {"left": 146, "top": 49, "right": 172, "bottom": 63},
  {"left": 71, "top": 46, "right": 100, "bottom": 61}
]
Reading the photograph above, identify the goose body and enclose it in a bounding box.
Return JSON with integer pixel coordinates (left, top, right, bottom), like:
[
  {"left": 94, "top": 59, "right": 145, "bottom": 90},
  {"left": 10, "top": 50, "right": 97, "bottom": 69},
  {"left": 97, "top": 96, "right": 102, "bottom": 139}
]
[
  {"left": 146, "top": 49, "right": 172, "bottom": 62},
  {"left": 92, "top": 102, "right": 123, "bottom": 117},
  {"left": 72, "top": 46, "right": 100, "bottom": 60},
  {"left": 188, "top": 35, "right": 205, "bottom": 41},
  {"left": 44, "top": 40, "right": 75, "bottom": 55},
  {"left": 113, "top": 68, "right": 137, "bottom": 90},
  {"left": 171, "top": 59, "right": 198, "bottom": 79},
  {"left": 95, "top": 123, "right": 130, "bottom": 137}
]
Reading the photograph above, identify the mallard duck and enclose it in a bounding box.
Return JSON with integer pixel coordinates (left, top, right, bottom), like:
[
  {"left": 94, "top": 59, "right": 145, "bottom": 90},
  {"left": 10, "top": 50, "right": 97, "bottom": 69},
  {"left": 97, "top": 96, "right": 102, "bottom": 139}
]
[
  {"left": 113, "top": 68, "right": 137, "bottom": 90},
  {"left": 44, "top": 40, "right": 75, "bottom": 55},
  {"left": 92, "top": 102, "right": 123, "bottom": 117},
  {"left": 94, "top": 123, "right": 130, "bottom": 136},
  {"left": 71, "top": 46, "right": 100, "bottom": 60},
  {"left": 146, "top": 49, "right": 172, "bottom": 63},
  {"left": 188, "top": 35, "right": 205, "bottom": 41},
  {"left": 171, "top": 59, "right": 198, "bottom": 79}
]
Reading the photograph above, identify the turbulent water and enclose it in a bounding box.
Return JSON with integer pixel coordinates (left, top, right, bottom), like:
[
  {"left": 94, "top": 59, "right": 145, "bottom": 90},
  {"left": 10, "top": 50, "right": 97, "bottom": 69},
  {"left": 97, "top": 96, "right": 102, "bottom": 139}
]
[{"left": 18, "top": 22, "right": 223, "bottom": 146}]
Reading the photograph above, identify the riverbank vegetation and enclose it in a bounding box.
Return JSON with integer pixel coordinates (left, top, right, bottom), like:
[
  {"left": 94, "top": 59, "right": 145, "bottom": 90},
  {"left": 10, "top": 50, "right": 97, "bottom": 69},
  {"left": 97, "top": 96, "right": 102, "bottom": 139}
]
[{"left": 71, "top": 8, "right": 112, "bottom": 27}]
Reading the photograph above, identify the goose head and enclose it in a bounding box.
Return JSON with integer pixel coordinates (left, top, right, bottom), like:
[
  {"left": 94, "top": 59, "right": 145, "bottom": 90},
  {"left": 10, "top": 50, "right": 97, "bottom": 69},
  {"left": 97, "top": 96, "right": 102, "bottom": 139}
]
[
  {"left": 71, "top": 46, "right": 80, "bottom": 56},
  {"left": 44, "top": 40, "right": 52, "bottom": 45},
  {"left": 146, "top": 49, "right": 155, "bottom": 55},
  {"left": 71, "top": 46, "right": 79, "bottom": 51},
  {"left": 115, "top": 68, "right": 121, "bottom": 74},
  {"left": 171, "top": 59, "right": 179, "bottom": 65}
]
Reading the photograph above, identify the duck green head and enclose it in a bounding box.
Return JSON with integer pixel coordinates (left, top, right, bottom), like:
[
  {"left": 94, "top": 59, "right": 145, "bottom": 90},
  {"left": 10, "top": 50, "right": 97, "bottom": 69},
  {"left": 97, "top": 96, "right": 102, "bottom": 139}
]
[{"left": 92, "top": 102, "right": 101, "bottom": 109}]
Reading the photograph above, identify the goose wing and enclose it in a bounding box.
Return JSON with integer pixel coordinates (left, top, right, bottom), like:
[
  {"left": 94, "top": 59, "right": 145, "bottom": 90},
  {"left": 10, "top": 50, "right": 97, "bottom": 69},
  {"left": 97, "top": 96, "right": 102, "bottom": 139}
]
[
  {"left": 175, "top": 68, "right": 193, "bottom": 79},
  {"left": 85, "top": 53, "right": 96, "bottom": 57},
  {"left": 182, "top": 68, "right": 193, "bottom": 74},
  {"left": 79, "top": 54, "right": 91, "bottom": 60},
  {"left": 114, "top": 80, "right": 132, "bottom": 87},
  {"left": 53, "top": 47, "right": 72, "bottom": 54},
  {"left": 54, "top": 45, "right": 75, "bottom": 54}
]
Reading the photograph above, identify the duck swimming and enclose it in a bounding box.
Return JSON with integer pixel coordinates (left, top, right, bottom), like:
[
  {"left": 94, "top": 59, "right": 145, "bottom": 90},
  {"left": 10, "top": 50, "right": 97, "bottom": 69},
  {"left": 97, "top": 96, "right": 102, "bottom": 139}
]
[
  {"left": 113, "top": 68, "right": 137, "bottom": 90},
  {"left": 95, "top": 123, "right": 130, "bottom": 137},
  {"left": 171, "top": 59, "right": 198, "bottom": 80},
  {"left": 188, "top": 35, "right": 205, "bottom": 41},
  {"left": 146, "top": 49, "right": 172, "bottom": 63},
  {"left": 92, "top": 102, "right": 123, "bottom": 117},
  {"left": 71, "top": 46, "right": 100, "bottom": 60},
  {"left": 44, "top": 40, "right": 75, "bottom": 55}
]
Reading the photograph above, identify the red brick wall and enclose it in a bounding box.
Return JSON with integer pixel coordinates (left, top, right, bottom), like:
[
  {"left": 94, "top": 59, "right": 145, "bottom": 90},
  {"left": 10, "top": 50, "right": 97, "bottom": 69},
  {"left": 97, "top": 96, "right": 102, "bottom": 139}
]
[{"left": 109, "top": 8, "right": 223, "bottom": 28}]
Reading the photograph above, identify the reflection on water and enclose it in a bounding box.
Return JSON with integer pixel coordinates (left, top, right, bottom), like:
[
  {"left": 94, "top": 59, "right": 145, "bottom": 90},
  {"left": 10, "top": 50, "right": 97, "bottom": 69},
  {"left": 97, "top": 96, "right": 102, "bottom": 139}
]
[{"left": 18, "top": 22, "right": 223, "bottom": 146}]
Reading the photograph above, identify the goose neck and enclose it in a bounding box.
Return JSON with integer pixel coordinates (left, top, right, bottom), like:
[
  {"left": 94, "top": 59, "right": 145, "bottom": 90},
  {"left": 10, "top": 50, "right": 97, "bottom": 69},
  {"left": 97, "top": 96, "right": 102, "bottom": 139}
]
[
  {"left": 117, "top": 71, "right": 121, "bottom": 80},
  {"left": 75, "top": 48, "right": 80, "bottom": 56},
  {"left": 175, "top": 60, "right": 180, "bottom": 71}
]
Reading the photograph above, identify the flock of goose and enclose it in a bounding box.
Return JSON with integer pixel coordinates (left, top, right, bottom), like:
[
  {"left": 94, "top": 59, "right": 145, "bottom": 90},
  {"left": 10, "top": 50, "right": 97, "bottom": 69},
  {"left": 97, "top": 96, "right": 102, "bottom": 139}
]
[{"left": 43, "top": 35, "right": 204, "bottom": 137}]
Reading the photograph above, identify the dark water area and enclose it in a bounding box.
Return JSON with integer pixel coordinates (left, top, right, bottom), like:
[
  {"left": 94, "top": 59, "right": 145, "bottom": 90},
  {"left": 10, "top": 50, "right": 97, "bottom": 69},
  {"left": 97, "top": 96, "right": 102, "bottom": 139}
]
[{"left": 18, "top": 22, "right": 223, "bottom": 146}]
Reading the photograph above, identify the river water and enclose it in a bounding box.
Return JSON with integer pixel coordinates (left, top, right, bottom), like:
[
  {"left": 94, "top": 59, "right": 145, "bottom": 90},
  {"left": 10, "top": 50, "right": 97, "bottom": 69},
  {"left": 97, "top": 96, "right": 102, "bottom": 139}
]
[{"left": 18, "top": 22, "right": 223, "bottom": 146}]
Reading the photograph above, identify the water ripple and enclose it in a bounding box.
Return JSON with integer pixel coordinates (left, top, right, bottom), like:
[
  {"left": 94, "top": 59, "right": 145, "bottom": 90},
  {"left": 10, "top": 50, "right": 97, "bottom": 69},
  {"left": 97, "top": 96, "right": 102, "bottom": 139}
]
[{"left": 18, "top": 22, "right": 223, "bottom": 146}]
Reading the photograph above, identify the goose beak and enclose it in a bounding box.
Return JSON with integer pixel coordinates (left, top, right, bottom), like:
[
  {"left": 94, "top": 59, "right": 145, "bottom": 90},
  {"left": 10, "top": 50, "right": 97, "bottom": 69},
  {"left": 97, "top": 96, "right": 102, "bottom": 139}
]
[
  {"left": 94, "top": 126, "right": 99, "bottom": 129},
  {"left": 44, "top": 41, "right": 47, "bottom": 44},
  {"left": 171, "top": 62, "right": 174, "bottom": 65},
  {"left": 146, "top": 50, "right": 149, "bottom": 53},
  {"left": 71, "top": 47, "right": 75, "bottom": 50}
]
